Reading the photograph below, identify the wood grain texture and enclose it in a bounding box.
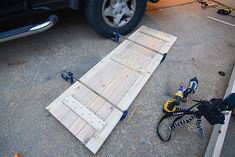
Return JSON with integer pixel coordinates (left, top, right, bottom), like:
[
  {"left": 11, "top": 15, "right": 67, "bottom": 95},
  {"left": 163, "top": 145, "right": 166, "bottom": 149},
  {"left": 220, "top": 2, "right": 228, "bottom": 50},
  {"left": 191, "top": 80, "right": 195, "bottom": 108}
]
[{"left": 46, "top": 25, "right": 177, "bottom": 154}]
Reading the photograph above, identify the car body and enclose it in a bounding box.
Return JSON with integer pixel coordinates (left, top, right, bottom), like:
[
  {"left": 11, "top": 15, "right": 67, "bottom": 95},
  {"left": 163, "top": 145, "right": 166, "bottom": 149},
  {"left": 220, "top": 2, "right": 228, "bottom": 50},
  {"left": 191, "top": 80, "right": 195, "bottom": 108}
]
[{"left": 0, "top": 0, "right": 159, "bottom": 43}]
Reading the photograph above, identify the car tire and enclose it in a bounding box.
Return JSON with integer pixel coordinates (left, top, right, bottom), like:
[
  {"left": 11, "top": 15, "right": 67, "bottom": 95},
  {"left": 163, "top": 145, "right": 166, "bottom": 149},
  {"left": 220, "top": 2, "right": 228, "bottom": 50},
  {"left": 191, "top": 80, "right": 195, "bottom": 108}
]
[{"left": 85, "top": 0, "right": 147, "bottom": 37}]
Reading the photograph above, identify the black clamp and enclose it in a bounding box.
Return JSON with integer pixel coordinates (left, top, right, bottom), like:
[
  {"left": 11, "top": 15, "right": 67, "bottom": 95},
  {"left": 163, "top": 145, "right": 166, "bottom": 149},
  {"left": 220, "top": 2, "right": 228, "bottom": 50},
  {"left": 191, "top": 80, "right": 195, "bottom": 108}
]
[
  {"left": 61, "top": 71, "right": 74, "bottom": 84},
  {"left": 160, "top": 53, "right": 167, "bottom": 63},
  {"left": 217, "top": 8, "right": 232, "bottom": 15},
  {"left": 120, "top": 110, "right": 128, "bottom": 121},
  {"left": 112, "top": 32, "right": 121, "bottom": 43}
]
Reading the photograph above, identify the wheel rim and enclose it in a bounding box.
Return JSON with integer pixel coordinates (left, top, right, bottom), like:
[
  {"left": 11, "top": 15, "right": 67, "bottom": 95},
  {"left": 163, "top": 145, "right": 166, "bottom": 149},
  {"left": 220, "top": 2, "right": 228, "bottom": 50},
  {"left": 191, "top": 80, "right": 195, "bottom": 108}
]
[{"left": 102, "top": 0, "right": 137, "bottom": 28}]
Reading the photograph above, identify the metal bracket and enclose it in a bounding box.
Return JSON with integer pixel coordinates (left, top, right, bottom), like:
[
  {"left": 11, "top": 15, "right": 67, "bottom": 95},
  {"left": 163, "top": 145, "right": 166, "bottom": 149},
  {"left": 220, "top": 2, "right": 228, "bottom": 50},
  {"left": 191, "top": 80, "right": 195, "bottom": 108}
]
[
  {"left": 111, "top": 55, "right": 147, "bottom": 74},
  {"left": 120, "top": 110, "right": 128, "bottom": 121},
  {"left": 160, "top": 53, "right": 167, "bottom": 63},
  {"left": 61, "top": 71, "right": 74, "bottom": 84},
  {"left": 63, "top": 95, "right": 106, "bottom": 132}
]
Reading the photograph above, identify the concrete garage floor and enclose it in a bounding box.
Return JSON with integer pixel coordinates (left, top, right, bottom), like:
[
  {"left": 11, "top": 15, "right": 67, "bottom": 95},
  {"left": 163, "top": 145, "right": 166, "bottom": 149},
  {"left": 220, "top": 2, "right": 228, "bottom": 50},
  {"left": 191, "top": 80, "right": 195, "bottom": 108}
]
[{"left": 0, "top": 0, "right": 235, "bottom": 157}]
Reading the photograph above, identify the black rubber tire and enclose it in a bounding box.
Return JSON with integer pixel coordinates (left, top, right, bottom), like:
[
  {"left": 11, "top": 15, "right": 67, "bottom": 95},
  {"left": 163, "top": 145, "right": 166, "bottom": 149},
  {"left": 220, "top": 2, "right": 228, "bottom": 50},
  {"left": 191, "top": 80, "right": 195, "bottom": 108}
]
[{"left": 85, "top": 0, "right": 147, "bottom": 38}]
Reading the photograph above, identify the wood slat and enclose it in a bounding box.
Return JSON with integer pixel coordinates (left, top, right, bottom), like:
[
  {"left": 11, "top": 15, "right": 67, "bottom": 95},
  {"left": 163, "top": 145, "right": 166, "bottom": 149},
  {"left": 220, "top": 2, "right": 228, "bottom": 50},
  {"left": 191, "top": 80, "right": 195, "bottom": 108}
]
[
  {"left": 85, "top": 109, "right": 123, "bottom": 154},
  {"left": 46, "top": 25, "right": 177, "bottom": 154},
  {"left": 111, "top": 55, "right": 147, "bottom": 74},
  {"left": 63, "top": 95, "right": 106, "bottom": 132},
  {"left": 76, "top": 101, "right": 114, "bottom": 144}
]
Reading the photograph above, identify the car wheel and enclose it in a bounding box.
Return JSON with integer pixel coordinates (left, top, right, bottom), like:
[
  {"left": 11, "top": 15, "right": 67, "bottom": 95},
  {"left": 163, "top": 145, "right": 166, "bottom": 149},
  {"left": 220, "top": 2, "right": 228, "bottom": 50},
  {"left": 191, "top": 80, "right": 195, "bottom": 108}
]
[{"left": 85, "top": 0, "right": 147, "bottom": 37}]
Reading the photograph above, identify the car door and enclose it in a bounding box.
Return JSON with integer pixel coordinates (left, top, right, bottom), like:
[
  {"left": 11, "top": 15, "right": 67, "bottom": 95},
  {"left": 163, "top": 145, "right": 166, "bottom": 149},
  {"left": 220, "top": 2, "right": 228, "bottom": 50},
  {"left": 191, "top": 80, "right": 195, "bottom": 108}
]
[
  {"left": 0, "top": 0, "right": 28, "bottom": 31},
  {"left": 0, "top": 0, "right": 26, "bottom": 15},
  {"left": 31, "top": 0, "right": 67, "bottom": 9}
]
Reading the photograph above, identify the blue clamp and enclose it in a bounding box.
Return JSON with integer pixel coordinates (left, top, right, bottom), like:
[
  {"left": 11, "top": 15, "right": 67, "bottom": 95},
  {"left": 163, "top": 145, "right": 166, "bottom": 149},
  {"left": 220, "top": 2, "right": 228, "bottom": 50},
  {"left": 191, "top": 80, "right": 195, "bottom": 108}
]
[
  {"left": 160, "top": 53, "right": 167, "bottom": 63},
  {"left": 120, "top": 110, "right": 128, "bottom": 121},
  {"left": 112, "top": 32, "right": 120, "bottom": 43},
  {"left": 61, "top": 71, "right": 74, "bottom": 84}
]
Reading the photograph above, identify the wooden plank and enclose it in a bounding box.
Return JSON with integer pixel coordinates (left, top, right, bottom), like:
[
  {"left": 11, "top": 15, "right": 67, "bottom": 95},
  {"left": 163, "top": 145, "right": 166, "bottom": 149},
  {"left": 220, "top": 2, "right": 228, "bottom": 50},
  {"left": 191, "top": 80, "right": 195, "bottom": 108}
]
[
  {"left": 99, "top": 67, "right": 140, "bottom": 106},
  {"left": 80, "top": 40, "right": 131, "bottom": 83},
  {"left": 68, "top": 87, "right": 117, "bottom": 144},
  {"left": 46, "top": 82, "right": 80, "bottom": 113},
  {"left": 76, "top": 124, "right": 96, "bottom": 144},
  {"left": 59, "top": 63, "right": 125, "bottom": 130},
  {"left": 63, "top": 95, "right": 106, "bottom": 132},
  {"left": 111, "top": 54, "right": 147, "bottom": 74},
  {"left": 67, "top": 98, "right": 108, "bottom": 135},
  {"left": 80, "top": 26, "right": 168, "bottom": 88},
  {"left": 116, "top": 28, "right": 177, "bottom": 111},
  {"left": 76, "top": 101, "right": 116, "bottom": 144},
  {"left": 60, "top": 110, "right": 78, "bottom": 128},
  {"left": 73, "top": 81, "right": 117, "bottom": 144},
  {"left": 204, "top": 65, "right": 235, "bottom": 157},
  {"left": 47, "top": 81, "right": 113, "bottom": 143},
  {"left": 109, "top": 70, "right": 140, "bottom": 105},
  {"left": 51, "top": 104, "right": 71, "bottom": 121},
  {"left": 68, "top": 117, "right": 87, "bottom": 135},
  {"left": 78, "top": 32, "right": 153, "bottom": 109},
  {"left": 85, "top": 109, "right": 123, "bottom": 154},
  {"left": 46, "top": 25, "right": 177, "bottom": 154},
  {"left": 140, "top": 30, "right": 170, "bottom": 43},
  {"left": 121, "top": 36, "right": 161, "bottom": 67},
  {"left": 117, "top": 54, "right": 163, "bottom": 111},
  {"left": 47, "top": 82, "right": 98, "bottom": 123},
  {"left": 48, "top": 82, "right": 100, "bottom": 129},
  {"left": 71, "top": 100, "right": 108, "bottom": 144},
  {"left": 75, "top": 26, "right": 176, "bottom": 150},
  {"left": 83, "top": 61, "right": 123, "bottom": 92}
]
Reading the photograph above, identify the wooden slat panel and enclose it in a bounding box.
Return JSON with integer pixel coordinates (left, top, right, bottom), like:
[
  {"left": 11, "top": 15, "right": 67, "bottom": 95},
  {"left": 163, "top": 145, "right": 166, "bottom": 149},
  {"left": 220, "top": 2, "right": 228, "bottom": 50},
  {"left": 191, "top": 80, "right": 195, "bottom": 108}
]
[
  {"left": 46, "top": 25, "right": 177, "bottom": 154},
  {"left": 63, "top": 95, "right": 106, "bottom": 132},
  {"left": 67, "top": 98, "right": 107, "bottom": 135},
  {"left": 85, "top": 109, "right": 123, "bottom": 154},
  {"left": 68, "top": 117, "right": 87, "bottom": 135},
  {"left": 46, "top": 82, "right": 80, "bottom": 113},
  {"left": 115, "top": 26, "right": 177, "bottom": 111},
  {"left": 59, "top": 67, "right": 122, "bottom": 130},
  {"left": 108, "top": 70, "right": 140, "bottom": 105},
  {"left": 83, "top": 61, "right": 123, "bottom": 92},
  {"left": 51, "top": 83, "right": 100, "bottom": 130},
  {"left": 111, "top": 55, "right": 147, "bottom": 74},
  {"left": 76, "top": 101, "right": 114, "bottom": 144},
  {"left": 117, "top": 56, "right": 163, "bottom": 111},
  {"left": 140, "top": 28, "right": 171, "bottom": 42}
]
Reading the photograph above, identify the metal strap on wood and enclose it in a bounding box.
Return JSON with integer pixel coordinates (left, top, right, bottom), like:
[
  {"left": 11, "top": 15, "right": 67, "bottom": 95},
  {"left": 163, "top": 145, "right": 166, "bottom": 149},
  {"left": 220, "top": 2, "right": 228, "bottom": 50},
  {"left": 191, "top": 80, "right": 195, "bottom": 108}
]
[
  {"left": 111, "top": 55, "right": 147, "bottom": 75},
  {"left": 63, "top": 95, "right": 106, "bottom": 132},
  {"left": 46, "top": 25, "right": 177, "bottom": 154}
]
